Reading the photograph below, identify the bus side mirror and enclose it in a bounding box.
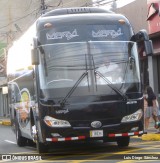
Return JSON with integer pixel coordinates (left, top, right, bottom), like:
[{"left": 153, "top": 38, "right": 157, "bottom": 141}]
[
  {"left": 144, "top": 40, "right": 153, "bottom": 56},
  {"left": 31, "top": 48, "right": 39, "bottom": 65},
  {"left": 131, "top": 29, "right": 154, "bottom": 56}
]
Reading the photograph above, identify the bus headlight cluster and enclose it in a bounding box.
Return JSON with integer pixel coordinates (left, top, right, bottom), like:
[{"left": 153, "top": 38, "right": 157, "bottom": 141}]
[
  {"left": 44, "top": 116, "right": 71, "bottom": 128},
  {"left": 121, "top": 109, "right": 143, "bottom": 123}
]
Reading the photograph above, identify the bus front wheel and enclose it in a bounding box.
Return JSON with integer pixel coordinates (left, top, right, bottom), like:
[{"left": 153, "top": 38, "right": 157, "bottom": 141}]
[
  {"left": 116, "top": 136, "right": 130, "bottom": 147},
  {"left": 15, "top": 123, "right": 27, "bottom": 147}
]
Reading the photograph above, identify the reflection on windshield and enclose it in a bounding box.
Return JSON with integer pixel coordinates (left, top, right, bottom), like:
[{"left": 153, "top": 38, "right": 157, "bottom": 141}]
[
  {"left": 38, "top": 41, "right": 140, "bottom": 97},
  {"left": 96, "top": 62, "right": 123, "bottom": 84}
]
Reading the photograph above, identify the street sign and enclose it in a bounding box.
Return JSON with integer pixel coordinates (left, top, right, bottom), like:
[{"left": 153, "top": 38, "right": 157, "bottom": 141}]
[{"left": 2, "top": 86, "right": 8, "bottom": 94}]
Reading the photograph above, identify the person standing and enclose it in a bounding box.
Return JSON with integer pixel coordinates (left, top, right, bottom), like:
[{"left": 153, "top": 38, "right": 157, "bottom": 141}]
[{"left": 144, "top": 86, "right": 159, "bottom": 132}]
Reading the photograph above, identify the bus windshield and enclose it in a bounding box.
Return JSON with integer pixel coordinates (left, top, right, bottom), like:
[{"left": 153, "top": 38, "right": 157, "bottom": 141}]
[{"left": 38, "top": 41, "right": 140, "bottom": 99}]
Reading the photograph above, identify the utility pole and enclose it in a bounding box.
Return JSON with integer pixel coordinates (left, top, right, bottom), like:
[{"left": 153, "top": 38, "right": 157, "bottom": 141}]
[
  {"left": 41, "top": 0, "right": 46, "bottom": 14},
  {"left": 111, "top": 0, "right": 117, "bottom": 11}
]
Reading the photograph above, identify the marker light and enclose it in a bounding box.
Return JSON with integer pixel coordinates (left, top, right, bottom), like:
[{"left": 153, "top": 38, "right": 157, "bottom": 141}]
[
  {"left": 44, "top": 23, "right": 53, "bottom": 28},
  {"left": 121, "top": 109, "right": 143, "bottom": 123},
  {"left": 44, "top": 116, "right": 71, "bottom": 128},
  {"left": 118, "top": 19, "right": 125, "bottom": 24}
]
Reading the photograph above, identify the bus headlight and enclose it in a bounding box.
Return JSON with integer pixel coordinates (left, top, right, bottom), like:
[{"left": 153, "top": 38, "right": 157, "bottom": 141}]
[
  {"left": 121, "top": 109, "right": 143, "bottom": 123},
  {"left": 44, "top": 116, "right": 71, "bottom": 128}
]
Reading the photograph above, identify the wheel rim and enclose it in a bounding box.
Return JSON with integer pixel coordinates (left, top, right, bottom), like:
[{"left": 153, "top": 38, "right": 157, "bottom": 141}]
[{"left": 32, "top": 125, "right": 37, "bottom": 143}]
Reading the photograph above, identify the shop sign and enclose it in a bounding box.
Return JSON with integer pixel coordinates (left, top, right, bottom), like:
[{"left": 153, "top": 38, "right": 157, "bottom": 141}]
[{"left": 147, "top": 0, "right": 160, "bottom": 34}]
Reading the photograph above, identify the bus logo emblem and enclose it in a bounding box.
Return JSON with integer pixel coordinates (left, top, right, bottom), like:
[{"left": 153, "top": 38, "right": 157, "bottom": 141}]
[{"left": 91, "top": 121, "right": 102, "bottom": 128}]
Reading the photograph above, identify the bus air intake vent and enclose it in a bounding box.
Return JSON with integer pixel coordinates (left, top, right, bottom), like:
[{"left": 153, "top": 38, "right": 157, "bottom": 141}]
[
  {"left": 42, "top": 7, "right": 113, "bottom": 17},
  {"left": 68, "top": 8, "right": 90, "bottom": 14}
]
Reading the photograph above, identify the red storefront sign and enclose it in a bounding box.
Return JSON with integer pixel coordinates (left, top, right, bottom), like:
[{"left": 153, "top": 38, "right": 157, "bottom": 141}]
[{"left": 147, "top": 0, "right": 160, "bottom": 35}]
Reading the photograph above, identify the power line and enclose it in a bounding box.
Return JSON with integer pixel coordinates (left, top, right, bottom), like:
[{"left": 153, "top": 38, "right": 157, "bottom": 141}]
[
  {"left": 0, "top": 0, "right": 116, "bottom": 44},
  {"left": 46, "top": 0, "right": 63, "bottom": 9},
  {"left": 0, "top": 8, "right": 39, "bottom": 30},
  {"left": 24, "top": 0, "right": 33, "bottom": 12}
]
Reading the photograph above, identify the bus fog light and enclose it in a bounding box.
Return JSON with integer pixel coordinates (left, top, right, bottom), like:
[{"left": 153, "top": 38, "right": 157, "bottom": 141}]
[
  {"left": 44, "top": 116, "right": 71, "bottom": 128},
  {"left": 51, "top": 133, "right": 61, "bottom": 138},
  {"left": 130, "top": 127, "right": 139, "bottom": 132},
  {"left": 121, "top": 109, "right": 143, "bottom": 123}
]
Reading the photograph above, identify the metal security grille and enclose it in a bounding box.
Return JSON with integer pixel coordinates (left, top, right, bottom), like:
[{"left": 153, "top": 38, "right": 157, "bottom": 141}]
[{"left": 0, "top": 89, "right": 9, "bottom": 117}]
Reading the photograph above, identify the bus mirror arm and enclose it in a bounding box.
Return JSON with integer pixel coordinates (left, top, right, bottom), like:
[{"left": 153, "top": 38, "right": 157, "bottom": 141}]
[
  {"left": 31, "top": 48, "right": 39, "bottom": 65},
  {"left": 131, "top": 29, "right": 154, "bottom": 56},
  {"left": 31, "top": 37, "right": 40, "bottom": 65}
]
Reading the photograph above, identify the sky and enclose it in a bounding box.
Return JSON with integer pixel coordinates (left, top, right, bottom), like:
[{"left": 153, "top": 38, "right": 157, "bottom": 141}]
[
  {"left": 116, "top": 0, "right": 136, "bottom": 8},
  {"left": 93, "top": 0, "right": 136, "bottom": 9}
]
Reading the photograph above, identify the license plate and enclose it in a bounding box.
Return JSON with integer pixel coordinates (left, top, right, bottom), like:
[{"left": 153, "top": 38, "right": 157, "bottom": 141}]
[{"left": 90, "top": 130, "right": 103, "bottom": 137}]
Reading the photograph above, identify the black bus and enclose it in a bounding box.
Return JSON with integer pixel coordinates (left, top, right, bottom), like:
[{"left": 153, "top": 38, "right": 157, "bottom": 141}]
[{"left": 7, "top": 7, "right": 153, "bottom": 153}]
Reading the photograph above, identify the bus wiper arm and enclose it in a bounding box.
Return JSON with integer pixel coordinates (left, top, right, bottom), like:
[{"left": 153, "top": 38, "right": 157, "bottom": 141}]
[
  {"left": 96, "top": 71, "right": 128, "bottom": 101},
  {"left": 59, "top": 71, "right": 89, "bottom": 107},
  {"left": 91, "top": 54, "right": 98, "bottom": 91}
]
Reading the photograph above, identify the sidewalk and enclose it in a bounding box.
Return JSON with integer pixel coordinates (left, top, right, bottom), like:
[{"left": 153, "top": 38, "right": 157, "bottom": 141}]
[{"left": 141, "top": 119, "right": 160, "bottom": 141}]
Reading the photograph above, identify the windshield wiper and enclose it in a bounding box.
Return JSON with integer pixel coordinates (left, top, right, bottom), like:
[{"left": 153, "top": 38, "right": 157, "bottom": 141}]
[
  {"left": 59, "top": 54, "right": 90, "bottom": 107},
  {"left": 91, "top": 55, "right": 98, "bottom": 91},
  {"left": 95, "top": 70, "right": 128, "bottom": 101},
  {"left": 59, "top": 71, "right": 88, "bottom": 107}
]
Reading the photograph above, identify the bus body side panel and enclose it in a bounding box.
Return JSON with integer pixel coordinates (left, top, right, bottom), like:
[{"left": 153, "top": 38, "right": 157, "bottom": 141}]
[{"left": 8, "top": 69, "right": 35, "bottom": 140}]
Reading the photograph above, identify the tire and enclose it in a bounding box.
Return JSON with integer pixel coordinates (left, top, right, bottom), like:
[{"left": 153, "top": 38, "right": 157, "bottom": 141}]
[
  {"left": 15, "top": 123, "right": 27, "bottom": 147},
  {"left": 116, "top": 136, "right": 130, "bottom": 147},
  {"left": 27, "top": 139, "right": 36, "bottom": 147}
]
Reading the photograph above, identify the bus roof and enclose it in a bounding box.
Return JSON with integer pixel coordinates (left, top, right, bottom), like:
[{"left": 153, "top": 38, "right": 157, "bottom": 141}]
[
  {"left": 37, "top": 7, "right": 130, "bottom": 29},
  {"left": 42, "top": 7, "right": 114, "bottom": 17}
]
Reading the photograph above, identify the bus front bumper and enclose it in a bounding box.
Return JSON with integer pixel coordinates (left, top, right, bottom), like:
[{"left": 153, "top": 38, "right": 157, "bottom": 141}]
[
  {"left": 45, "top": 130, "right": 143, "bottom": 142},
  {"left": 44, "top": 122, "right": 144, "bottom": 142}
]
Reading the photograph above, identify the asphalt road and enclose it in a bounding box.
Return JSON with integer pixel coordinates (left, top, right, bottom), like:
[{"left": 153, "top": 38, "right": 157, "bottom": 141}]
[
  {"left": 0, "top": 125, "right": 35, "bottom": 154},
  {"left": 0, "top": 125, "right": 160, "bottom": 162}
]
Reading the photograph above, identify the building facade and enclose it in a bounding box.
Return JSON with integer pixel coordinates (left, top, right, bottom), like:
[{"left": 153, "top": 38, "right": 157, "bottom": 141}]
[
  {"left": 117, "top": 0, "right": 148, "bottom": 33},
  {"left": 116, "top": 0, "right": 160, "bottom": 98},
  {"left": 116, "top": 0, "right": 151, "bottom": 94},
  {"left": 147, "top": 0, "right": 160, "bottom": 97}
]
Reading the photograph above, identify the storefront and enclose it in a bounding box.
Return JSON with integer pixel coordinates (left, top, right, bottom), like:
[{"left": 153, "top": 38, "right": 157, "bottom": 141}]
[
  {"left": 147, "top": 0, "right": 160, "bottom": 96},
  {"left": 0, "top": 48, "right": 8, "bottom": 117},
  {"left": 0, "top": 86, "right": 9, "bottom": 117}
]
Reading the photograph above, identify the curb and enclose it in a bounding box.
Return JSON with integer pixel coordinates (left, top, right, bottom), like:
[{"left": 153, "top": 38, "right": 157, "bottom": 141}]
[
  {"left": 0, "top": 120, "right": 11, "bottom": 126},
  {"left": 142, "top": 133, "right": 160, "bottom": 141}
]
